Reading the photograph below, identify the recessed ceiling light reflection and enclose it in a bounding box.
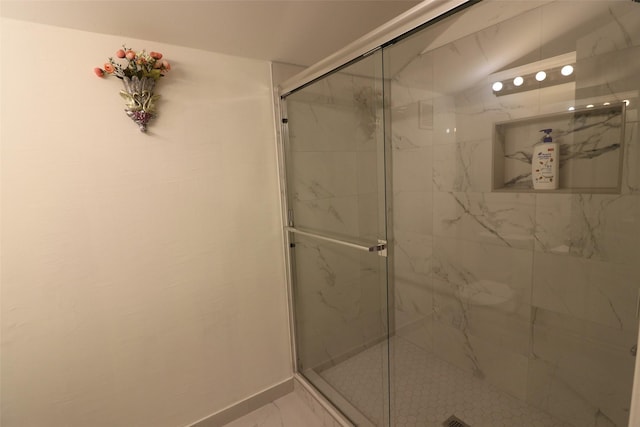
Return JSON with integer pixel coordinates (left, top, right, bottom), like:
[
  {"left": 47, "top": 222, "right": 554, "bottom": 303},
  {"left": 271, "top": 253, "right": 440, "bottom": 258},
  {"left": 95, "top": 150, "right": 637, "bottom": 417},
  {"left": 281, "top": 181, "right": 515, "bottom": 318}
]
[
  {"left": 561, "top": 65, "right": 574, "bottom": 76},
  {"left": 603, "top": 102, "right": 611, "bottom": 106},
  {"left": 535, "top": 71, "right": 547, "bottom": 82},
  {"left": 624, "top": 99, "right": 630, "bottom": 106},
  {"left": 513, "top": 76, "right": 524, "bottom": 86},
  {"left": 586, "top": 104, "right": 594, "bottom": 108},
  {"left": 568, "top": 106, "right": 575, "bottom": 111},
  {"left": 492, "top": 81, "right": 503, "bottom": 92}
]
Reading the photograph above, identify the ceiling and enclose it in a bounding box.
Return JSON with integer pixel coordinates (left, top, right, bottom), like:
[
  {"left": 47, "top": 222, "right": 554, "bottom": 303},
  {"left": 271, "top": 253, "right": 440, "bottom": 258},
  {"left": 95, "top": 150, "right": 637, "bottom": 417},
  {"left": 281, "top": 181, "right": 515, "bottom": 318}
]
[{"left": 0, "top": 0, "right": 422, "bottom": 67}]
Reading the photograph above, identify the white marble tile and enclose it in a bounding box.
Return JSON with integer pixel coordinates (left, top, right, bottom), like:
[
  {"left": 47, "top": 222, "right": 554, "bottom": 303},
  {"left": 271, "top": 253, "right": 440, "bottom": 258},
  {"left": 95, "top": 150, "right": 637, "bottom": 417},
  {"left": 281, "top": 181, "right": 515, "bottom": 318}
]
[
  {"left": 532, "top": 307, "right": 638, "bottom": 368},
  {"left": 394, "top": 285, "right": 434, "bottom": 352},
  {"left": 574, "top": 2, "right": 640, "bottom": 60},
  {"left": 393, "top": 231, "right": 433, "bottom": 281},
  {"left": 534, "top": 193, "right": 640, "bottom": 265},
  {"left": 431, "top": 238, "right": 533, "bottom": 318},
  {"left": 392, "top": 146, "right": 433, "bottom": 193},
  {"left": 289, "top": 151, "right": 358, "bottom": 201},
  {"left": 356, "top": 150, "right": 379, "bottom": 196},
  {"left": 429, "top": 283, "right": 533, "bottom": 399},
  {"left": 352, "top": 86, "right": 384, "bottom": 151},
  {"left": 290, "top": 174, "right": 381, "bottom": 241},
  {"left": 573, "top": 47, "right": 640, "bottom": 108},
  {"left": 532, "top": 193, "right": 573, "bottom": 254},
  {"left": 452, "top": 86, "right": 526, "bottom": 145},
  {"left": 431, "top": 95, "right": 458, "bottom": 145},
  {"left": 433, "top": 139, "right": 492, "bottom": 192},
  {"left": 622, "top": 120, "right": 640, "bottom": 194},
  {"left": 222, "top": 392, "right": 326, "bottom": 427},
  {"left": 287, "top": 101, "right": 361, "bottom": 153},
  {"left": 392, "top": 0, "right": 547, "bottom": 87},
  {"left": 528, "top": 313, "right": 636, "bottom": 427},
  {"left": 393, "top": 249, "right": 434, "bottom": 351},
  {"left": 292, "top": 237, "right": 386, "bottom": 370},
  {"left": 531, "top": 251, "right": 640, "bottom": 332},
  {"left": 391, "top": 190, "right": 433, "bottom": 236},
  {"left": 427, "top": 237, "right": 534, "bottom": 396},
  {"left": 288, "top": 68, "right": 380, "bottom": 113},
  {"left": 389, "top": 53, "right": 435, "bottom": 105},
  {"left": 433, "top": 191, "right": 535, "bottom": 249},
  {"left": 468, "top": 333, "right": 529, "bottom": 401},
  {"left": 389, "top": 99, "right": 434, "bottom": 150},
  {"left": 356, "top": 192, "right": 383, "bottom": 242},
  {"left": 292, "top": 196, "right": 360, "bottom": 239},
  {"left": 393, "top": 217, "right": 435, "bottom": 349}
]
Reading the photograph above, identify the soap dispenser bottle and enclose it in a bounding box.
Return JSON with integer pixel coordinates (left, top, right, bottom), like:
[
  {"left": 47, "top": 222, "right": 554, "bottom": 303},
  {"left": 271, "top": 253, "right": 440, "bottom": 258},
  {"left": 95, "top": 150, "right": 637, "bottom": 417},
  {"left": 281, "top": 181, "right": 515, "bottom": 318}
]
[{"left": 532, "top": 128, "right": 559, "bottom": 190}]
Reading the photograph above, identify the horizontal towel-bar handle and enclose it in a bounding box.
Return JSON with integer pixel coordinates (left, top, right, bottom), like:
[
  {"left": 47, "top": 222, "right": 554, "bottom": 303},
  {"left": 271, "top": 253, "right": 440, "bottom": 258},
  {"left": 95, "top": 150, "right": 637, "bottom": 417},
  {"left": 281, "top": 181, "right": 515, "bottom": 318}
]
[{"left": 285, "top": 227, "right": 387, "bottom": 256}]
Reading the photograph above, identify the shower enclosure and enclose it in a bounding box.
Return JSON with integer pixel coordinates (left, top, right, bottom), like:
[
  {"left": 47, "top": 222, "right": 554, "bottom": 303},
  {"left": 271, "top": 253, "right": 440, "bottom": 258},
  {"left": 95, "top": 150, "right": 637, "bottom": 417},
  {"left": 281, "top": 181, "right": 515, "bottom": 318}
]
[{"left": 278, "top": 1, "right": 640, "bottom": 426}]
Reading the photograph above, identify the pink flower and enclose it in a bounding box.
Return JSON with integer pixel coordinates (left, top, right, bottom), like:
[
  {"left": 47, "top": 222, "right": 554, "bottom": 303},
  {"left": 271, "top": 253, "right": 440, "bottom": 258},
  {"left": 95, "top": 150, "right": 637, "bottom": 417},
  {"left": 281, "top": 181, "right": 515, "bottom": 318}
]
[
  {"left": 162, "top": 60, "right": 171, "bottom": 71},
  {"left": 125, "top": 50, "right": 136, "bottom": 60},
  {"left": 93, "top": 67, "right": 104, "bottom": 77},
  {"left": 150, "top": 51, "right": 163, "bottom": 60},
  {"left": 115, "top": 49, "right": 126, "bottom": 58},
  {"left": 153, "top": 60, "right": 163, "bottom": 69},
  {"left": 103, "top": 63, "right": 115, "bottom": 73}
]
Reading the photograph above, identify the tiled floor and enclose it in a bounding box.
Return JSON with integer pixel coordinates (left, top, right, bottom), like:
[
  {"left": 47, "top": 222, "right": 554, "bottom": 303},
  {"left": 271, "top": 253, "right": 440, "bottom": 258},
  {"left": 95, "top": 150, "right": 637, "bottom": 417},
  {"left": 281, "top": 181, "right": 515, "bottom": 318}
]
[
  {"left": 223, "top": 335, "right": 580, "bottom": 427},
  {"left": 320, "top": 336, "right": 574, "bottom": 427},
  {"left": 222, "top": 391, "right": 327, "bottom": 427}
]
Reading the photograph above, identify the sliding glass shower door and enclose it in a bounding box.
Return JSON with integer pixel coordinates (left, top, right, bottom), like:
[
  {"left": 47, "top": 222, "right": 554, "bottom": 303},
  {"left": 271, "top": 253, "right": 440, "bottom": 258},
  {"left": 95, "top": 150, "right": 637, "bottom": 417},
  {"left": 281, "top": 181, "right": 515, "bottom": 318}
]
[
  {"left": 282, "top": 1, "right": 640, "bottom": 426},
  {"left": 282, "top": 50, "right": 391, "bottom": 426},
  {"left": 384, "top": 1, "right": 640, "bottom": 426}
]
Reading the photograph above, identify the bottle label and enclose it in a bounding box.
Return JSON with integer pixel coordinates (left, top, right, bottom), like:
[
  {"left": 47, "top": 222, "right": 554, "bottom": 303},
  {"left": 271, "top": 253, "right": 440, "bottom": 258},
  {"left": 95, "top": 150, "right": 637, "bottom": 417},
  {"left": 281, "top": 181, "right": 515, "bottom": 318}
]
[{"left": 533, "top": 148, "right": 556, "bottom": 184}]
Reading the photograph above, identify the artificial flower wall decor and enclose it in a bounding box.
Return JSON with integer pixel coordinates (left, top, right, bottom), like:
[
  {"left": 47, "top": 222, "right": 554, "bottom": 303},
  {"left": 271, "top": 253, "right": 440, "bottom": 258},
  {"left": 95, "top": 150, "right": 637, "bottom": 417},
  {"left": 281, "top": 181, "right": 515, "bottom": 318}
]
[{"left": 94, "top": 46, "right": 171, "bottom": 132}]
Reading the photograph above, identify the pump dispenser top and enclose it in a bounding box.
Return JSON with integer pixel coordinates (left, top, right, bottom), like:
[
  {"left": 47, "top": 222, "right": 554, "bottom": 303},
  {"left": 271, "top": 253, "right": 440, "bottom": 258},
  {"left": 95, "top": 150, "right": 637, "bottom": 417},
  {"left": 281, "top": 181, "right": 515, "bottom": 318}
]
[{"left": 540, "top": 128, "right": 553, "bottom": 142}]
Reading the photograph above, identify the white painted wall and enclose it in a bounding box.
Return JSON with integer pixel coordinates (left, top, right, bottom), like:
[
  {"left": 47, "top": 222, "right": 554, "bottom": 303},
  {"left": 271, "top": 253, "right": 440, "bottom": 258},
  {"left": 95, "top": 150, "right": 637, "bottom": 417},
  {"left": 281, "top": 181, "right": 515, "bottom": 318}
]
[{"left": 0, "top": 19, "right": 292, "bottom": 427}]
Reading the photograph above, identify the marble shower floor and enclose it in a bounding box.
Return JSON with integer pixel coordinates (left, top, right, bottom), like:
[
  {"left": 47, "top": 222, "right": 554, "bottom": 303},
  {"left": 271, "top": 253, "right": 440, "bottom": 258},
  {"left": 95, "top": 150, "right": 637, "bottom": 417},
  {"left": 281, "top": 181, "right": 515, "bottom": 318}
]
[{"left": 319, "top": 336, "right": 575, "bottom": 427}]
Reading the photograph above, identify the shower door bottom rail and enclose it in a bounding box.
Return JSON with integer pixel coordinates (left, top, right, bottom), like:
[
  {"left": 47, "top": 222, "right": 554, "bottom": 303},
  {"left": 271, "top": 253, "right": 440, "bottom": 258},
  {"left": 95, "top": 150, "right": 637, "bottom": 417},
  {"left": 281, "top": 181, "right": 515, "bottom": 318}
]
[{"left": 285, "top": 226, "right": 387, "bottom": 257}]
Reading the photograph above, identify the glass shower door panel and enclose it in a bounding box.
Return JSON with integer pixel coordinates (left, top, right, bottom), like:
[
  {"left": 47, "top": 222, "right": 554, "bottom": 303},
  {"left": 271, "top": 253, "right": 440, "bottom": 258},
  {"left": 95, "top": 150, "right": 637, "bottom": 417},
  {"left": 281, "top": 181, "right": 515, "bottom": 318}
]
[
  {"left": 291, "top": 234, "right": 389, "bottom": 426},
  {"left": 284, "top": 50, "right": 390, "bottom": 426},
  {"left": 384, "top": 1, "right": 640, "bottom": 426},
  {"left": 285, "top": 51, "right": 386, "bottom": 244}
]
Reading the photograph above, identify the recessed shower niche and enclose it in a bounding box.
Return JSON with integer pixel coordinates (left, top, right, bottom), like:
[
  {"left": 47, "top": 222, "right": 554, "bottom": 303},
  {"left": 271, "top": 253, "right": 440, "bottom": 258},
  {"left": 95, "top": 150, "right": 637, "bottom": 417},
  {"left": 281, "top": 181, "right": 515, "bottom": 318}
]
[{"left": 492, "top": 102, "right": 626, "bottom": 192}]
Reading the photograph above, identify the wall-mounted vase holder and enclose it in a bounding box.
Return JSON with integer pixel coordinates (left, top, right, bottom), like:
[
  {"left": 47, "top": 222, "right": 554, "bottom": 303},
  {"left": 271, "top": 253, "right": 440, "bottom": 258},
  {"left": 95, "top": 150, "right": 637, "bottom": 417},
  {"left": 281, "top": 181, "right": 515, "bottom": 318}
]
[
  {"left": 120, "top": 76, "right": 160, "bottom": 132},
  {"left": 94, "top": 46, "right": 170, "bottom": 132}
]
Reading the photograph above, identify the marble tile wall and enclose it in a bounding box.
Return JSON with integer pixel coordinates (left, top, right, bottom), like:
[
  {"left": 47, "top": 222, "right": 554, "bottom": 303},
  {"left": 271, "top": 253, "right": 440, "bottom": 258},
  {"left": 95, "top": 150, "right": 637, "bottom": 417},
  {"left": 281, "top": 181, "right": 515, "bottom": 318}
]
[{"left": 389, "top": 1, "right": 640, "bottom": 426}]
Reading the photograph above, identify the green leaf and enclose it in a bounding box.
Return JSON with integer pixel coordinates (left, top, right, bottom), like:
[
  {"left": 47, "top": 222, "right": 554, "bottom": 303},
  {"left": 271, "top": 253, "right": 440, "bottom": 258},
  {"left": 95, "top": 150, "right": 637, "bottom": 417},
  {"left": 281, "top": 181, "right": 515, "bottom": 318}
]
[{"left": 143, "top": 69, "right": 162, "bottom": 80}]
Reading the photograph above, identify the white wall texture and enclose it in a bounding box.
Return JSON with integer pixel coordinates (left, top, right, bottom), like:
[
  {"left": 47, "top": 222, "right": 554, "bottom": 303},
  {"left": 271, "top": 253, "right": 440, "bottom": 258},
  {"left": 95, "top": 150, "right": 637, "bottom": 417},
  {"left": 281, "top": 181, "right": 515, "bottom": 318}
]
[{"left": 1, "top": 18, "right": 292, "bottom": 427}]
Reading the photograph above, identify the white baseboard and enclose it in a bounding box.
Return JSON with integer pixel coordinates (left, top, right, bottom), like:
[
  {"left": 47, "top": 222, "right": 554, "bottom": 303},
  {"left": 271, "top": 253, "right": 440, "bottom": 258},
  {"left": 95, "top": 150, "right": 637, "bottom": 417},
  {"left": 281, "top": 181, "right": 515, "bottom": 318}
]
[{"left": 187, "top": 378, "right": 293, "bottom": 427}]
